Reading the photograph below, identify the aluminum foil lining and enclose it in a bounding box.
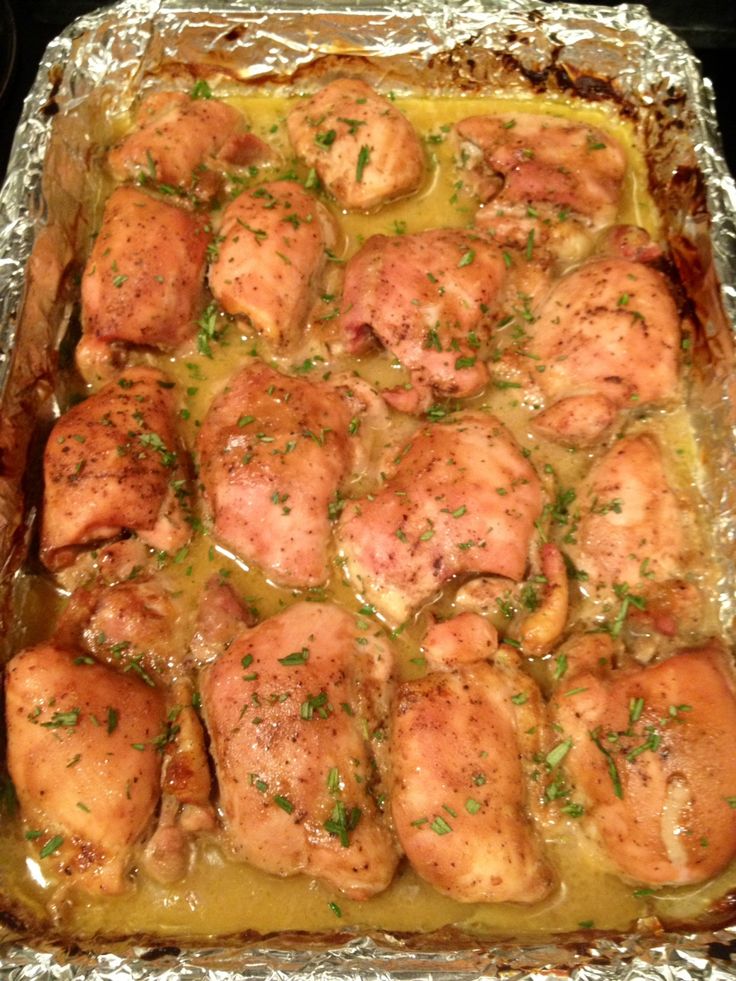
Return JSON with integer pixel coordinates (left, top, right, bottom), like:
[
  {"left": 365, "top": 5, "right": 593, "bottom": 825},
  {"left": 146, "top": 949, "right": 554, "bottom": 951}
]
[{"left": 2, "top": 0, "right": 736, "bottom": 976}]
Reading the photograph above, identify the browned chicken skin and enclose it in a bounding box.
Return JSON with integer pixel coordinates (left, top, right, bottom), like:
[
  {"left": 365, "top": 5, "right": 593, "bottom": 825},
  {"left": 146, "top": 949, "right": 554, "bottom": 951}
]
[
  {"left": 337, "top": 411, "right": 542, "bottom": 624},
  {"left": 200, "top": 602, "right": 398, "bottom": 898},
  {"left": 5, "top": 642, "right": 165, "bottom": 895},
  {"left": 41, "top": 367, "right": 190, "bottom": 571},
  {"left": 54, "top": 570, "right": 216, "bottom": 885},
  {"left": 208, "top": 180, "right": 334, "bottom": 347},
  {"left": 528, "top": 258, "right": 680, "bottom": 444},
  {"left": 287, "top": 78, "right": 425, "bottom": 211},
  {"left": 107, "top": 91, "right": 252, "bottom": 191},
  {"left": 456, "top": 113, "right": 626, "bottom": 259},
  {"left": 551, "top": 636, "right": 736, "bottom": 886},
  {"left": 197, "top": 362, "right": 359, "bottom": 588},
  {"left": 56, "top": 574, "right": 192, "bottom": 686},
  {"left": 79, "top": 187, "right": 209, "bottom": 377},
  {"left": 339, "top": 228, "right": 506, "bottom": 400},
  {"left": 422, "top": 612, "right": 499, "bottom": 671},
  {"left": 391, "top": 617, "right": 554, "bottom": 903}
]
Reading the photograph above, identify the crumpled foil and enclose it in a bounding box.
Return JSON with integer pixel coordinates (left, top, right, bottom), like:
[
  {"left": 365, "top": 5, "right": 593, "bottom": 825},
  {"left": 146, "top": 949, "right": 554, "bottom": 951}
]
[{"left": 2, "top": 0, "right": 736, "bottom": 976}]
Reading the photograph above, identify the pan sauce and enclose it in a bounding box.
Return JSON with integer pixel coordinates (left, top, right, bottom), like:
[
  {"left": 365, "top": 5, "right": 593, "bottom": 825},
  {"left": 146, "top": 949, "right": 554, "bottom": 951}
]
[{"left": 0, "top": 92, "right": 731, "bottom": 939}]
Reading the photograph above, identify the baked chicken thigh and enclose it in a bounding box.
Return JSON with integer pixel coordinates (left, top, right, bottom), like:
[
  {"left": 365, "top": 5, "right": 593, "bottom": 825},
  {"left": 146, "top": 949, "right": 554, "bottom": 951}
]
[
  {"left": 287, "top": 78, "right": 425, "bottom": 211},
  {"left": 107, "top": 90, "right": 255, "bottom": 190},
  {"left": 79, "top": 186, "right": 209, "bottom": 381},
  {"left": 5, "top": 642, "right": 165, "bottom": 895},
  {"left": 200, "top": 601, "right": 398, "bottom": 898},
  {"left": 208, "top": 180, "right": 334, "bottom": 347},
  {"left": 197, "top": 362, "right": 360, "bottom": 588},
  {"left": 456, "top": 112, "right": 626, "bottom": 258},
  {"left": 551, "top": 635, "right": 736, "bottom": 886},
  {"left": 337, "top": 411, "right": 542, "bottom": 624},
  {"left": 529, "top": 258, "right": 680, "bottom": 444},
  {"left": 391, "top": 615, "right": 553, "bottom": 903},
  {"left": 339, "top": 228, "right": 506, "bottom": 402},
  {"left": 567, "top": 433, "right": 687, "bottom": 589},
  {"left": 41, "top": 367, "right": 190, "bottom": 571}
]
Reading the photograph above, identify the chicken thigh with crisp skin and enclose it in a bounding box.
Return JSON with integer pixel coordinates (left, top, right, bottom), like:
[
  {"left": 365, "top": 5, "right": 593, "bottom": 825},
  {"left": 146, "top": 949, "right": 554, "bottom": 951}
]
[
  {"left": 79, "top": 186, "right": 209, "bottom": 381},
  {"left": 528, "top": 258, "right": 680, "bottom": 444},
  {"left": 5, "top": 642, "right": 165, "bottom": 895},
  {"left": 208, "top": 180, "right": 334, "bottom": 347},
  {"left": 551, "top": 635, "right": 736, "bottom": 886},
  {"left": 391, "top": 615, "right": 554, "bottom": 903},
  {"left": 107, "top": 91, "right": 259, "bottom": 191},
  {"left": 200, "top": 601, "right": 398, "bottom": 898},
  {"left": 339, "top": 229, "right": 506, "bottom": 401},
  {"left": 287, "top": 78, "right": 425, "bottom": 211},
  {"left": 455, "top": 113, "right": 626, "bottom": 257},
  {"left": 41, "top": 367, "right": 190, "bottom": 571},
  {"left": 197, "top": 362, "right": 358, "bottom": 588},
  {"left": 337, "top": 411, "right": 542, "bottom": 624}
]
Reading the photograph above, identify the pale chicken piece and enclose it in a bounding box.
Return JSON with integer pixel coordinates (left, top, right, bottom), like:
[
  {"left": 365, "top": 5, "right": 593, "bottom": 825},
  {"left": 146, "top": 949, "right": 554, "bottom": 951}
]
[
  {"left": 143, "top": 673, "right": 217, "bottom": 885},
  {"left": 391, "top": 626, "right": 553, "bottom": 903},
  {"left": 50, "top": 538, "right": 158, "bottom": 597},
  {"left": 41, "top": 367, "right": 190, "bottom": 571},
  {"left": 551, "top": 638, "right": 736, "bottom": 886},
  {"left": 567, "top": 434, "right": 686, "bottom": 589},
  {"left": 422, "top": 612, "right": 499, "bottom": 671},
  {"left": 327, "top": 372, "right": 393, "bottom": 461},
  {"left": 79, "top": 187, "right": 209, "bottom": 373},
  {"left": 455, "top": 576, "right": 520, "bottom": 619},
  {"left": 337, "top": 411, "right": 542, "bottom": 624},
  {"left": 597, "top": 224, "right": 663, "bottom": 264},
  {"left": 528, "top": 258, "right": 680, "bottom": 444},
  {"left": 142, "top": 796, "right": 191, "bottom": 885},
  {"left": 208, "top": 180, "right": 334, "bottom": 347},
  {"left": 455, "top": 113, "right": 626, "bottom": 257},
  {"left": 198, "top": 362, "right": 358, "bottom": 588},
  {"left": 519, "top": 543, "right": 569, "bottom": 658},
  {"left": 200, "top": 602, "right": 398, "bottom": 898},
  {"left": 5, "top": 642, "right": 165, "bottom": 895},
  {"left": 532, "top": 394, "right": 618, "bottom": 448},
  {"left": 286, "top": 78, "right": 425, "bottom": 211},
  {"left": 107, "top": 91, "right": 256, "bottom": 190},
  {"left": 92, "top": 538, "right": 153, "bottom": 584},
  {"left": 74, "top": 337, "right": 131, "bottom": 387},
  {"left": 189, "top": 575, "right": 256, "bottom": 666},
  {"left": 150, "top": 579, "right": 258, "bottom": 876},
  {"left": 339, "top": 229, "right": 506, "bottom": 400}
]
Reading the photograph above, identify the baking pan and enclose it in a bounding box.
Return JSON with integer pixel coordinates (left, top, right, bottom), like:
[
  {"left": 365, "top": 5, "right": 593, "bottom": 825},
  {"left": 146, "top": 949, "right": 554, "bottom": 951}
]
[{"left": 2, "top": 0, "right": 736, "bottom": 976}]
